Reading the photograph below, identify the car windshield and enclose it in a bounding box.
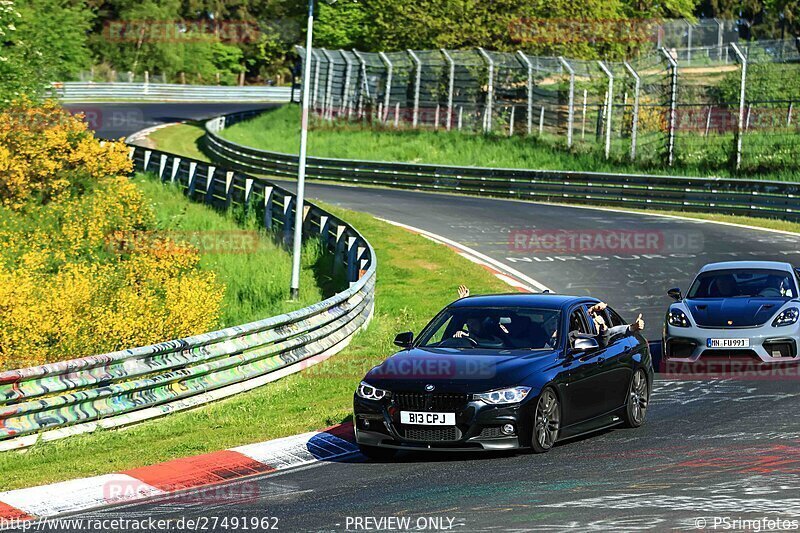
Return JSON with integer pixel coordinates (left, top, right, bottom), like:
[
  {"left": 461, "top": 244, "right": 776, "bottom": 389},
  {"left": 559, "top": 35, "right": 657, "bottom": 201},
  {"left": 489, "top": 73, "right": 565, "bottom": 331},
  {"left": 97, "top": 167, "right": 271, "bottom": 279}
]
[
  {"left": 688, "top": 269, "right": 797, "bottom": 299},
  {"left": 416, "top": 307, "right": 561, "bottom": 350}
]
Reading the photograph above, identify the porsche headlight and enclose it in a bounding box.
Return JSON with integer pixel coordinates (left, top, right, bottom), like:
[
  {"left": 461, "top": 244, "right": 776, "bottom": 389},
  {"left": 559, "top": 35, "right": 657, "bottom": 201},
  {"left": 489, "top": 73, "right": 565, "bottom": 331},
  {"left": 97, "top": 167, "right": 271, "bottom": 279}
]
[
  {"left": 668, "top": 309, "right": 690, "bottom": 328},
  {"left": 474, "top": 386, "right": 531, "bottom": 405},
  {"left": 772, "top": 307, "right": 799, "bottom": 327},
  {"left": 356, "top": 381, "right": 390, "bottom": 401}
]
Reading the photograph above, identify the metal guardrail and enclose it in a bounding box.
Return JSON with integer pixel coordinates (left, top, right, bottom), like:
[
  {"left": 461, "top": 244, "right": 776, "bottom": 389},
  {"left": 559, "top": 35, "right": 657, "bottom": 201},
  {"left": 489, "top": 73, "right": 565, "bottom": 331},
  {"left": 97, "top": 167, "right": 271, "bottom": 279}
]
[
  {"left": 0, "top": 144, "right": 375, "bottom": 451},
  {"left": 204, "top": 109, "right": 800, "bottom": 221},
  {"left": 51, "top": 82, "right": 293, "bottom": 103}
]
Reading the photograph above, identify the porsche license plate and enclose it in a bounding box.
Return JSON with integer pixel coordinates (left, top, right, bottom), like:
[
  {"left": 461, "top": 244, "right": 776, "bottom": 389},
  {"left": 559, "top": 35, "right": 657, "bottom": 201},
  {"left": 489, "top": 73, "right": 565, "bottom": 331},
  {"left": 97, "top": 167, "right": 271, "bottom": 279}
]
[
  {"left": 707, "top": 338, "right": 750, "bottom": 348},
  {"left": 400, "top": 411, "right": 455, "bottom": 425}
]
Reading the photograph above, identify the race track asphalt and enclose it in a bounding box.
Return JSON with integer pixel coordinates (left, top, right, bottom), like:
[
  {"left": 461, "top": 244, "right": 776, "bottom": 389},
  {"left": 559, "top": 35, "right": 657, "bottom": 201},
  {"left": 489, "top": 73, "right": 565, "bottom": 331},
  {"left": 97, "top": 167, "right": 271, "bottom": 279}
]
[{"left": 41, "top": 103, "right": 800, "bottom": 532}]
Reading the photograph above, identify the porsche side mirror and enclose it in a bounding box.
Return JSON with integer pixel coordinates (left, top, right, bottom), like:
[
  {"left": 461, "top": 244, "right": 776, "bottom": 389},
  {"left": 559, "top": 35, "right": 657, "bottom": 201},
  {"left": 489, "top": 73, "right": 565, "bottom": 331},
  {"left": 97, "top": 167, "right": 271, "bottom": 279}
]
[
  {"left": 571, "top": 337, "right": 599, "bottom": 353},
  {"left": 393, "top": 331, "right": 414, "bottom": 348},
  {"left": 667, "top": 287, "right": 682, "bottom": 301}
]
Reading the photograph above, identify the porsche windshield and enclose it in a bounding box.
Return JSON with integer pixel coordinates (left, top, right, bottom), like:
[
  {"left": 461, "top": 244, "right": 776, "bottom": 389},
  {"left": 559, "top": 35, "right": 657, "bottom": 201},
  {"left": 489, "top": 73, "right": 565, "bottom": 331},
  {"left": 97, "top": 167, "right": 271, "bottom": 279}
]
[
  {"left": 417, "top": 307, "right": 561, "bottom": 350},
  {"left": 688, "top": 269, "right": 797, "bottom": 299}
]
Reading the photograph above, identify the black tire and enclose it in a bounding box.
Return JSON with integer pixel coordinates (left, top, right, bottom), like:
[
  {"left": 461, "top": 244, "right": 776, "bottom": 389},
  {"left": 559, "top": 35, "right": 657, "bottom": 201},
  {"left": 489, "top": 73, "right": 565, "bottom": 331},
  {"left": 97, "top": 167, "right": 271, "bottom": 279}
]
[
  {"left": 623, "top": 368, "right": 649, "bottom": 428},
  {"left": 358, "top": 444, "right": 396, "bottom": 461},
  {"left": 530, "top": 387, "right": 560, "bottom": 453}
]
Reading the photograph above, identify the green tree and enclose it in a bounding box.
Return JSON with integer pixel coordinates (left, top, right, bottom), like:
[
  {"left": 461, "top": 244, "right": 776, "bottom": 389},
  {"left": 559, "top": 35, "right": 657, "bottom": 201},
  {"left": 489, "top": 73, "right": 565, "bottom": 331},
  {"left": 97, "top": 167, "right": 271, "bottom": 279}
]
[{"left": 15, "top": 0, "right": 94, "bottom": 80}]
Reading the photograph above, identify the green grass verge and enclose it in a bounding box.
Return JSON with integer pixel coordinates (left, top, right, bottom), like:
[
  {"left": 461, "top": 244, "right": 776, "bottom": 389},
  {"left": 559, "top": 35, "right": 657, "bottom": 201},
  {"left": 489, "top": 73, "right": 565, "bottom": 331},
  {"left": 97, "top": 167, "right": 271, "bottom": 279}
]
[
  {"left": 218, "top": 105, "right": 800, "bottom": 181},
  {"left": 146, "top": 122, "right": 209, "bottom": 162},
  {"left": 150, "top": 121, "right": 800, "bottom": 236},
  {"left": 0, "top": 202, "right": 510, "bottom": 490},
  {"left": 132, "top": 174, "right": 327, "bottom": 327}
]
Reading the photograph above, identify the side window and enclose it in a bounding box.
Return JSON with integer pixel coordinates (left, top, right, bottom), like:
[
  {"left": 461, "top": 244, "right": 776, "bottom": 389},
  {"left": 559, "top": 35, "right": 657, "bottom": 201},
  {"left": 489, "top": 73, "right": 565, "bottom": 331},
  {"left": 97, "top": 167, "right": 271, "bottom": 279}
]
[
  {"left": 569, "top": 308, "right": 591, "bottom": 334},
  {"left": 605, "top": 307, "right": 626, "bottom": 328}
]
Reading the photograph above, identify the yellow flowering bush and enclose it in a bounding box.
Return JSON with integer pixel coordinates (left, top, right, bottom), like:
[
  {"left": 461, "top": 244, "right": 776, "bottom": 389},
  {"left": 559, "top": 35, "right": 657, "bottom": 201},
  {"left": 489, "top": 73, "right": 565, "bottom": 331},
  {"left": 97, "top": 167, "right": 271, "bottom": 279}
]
[
  {"left": 0, "top": 101, "right": 223, "bottom": 370},
  {"left": 0, "top": 99, "right": 132, "bottom": 209}
]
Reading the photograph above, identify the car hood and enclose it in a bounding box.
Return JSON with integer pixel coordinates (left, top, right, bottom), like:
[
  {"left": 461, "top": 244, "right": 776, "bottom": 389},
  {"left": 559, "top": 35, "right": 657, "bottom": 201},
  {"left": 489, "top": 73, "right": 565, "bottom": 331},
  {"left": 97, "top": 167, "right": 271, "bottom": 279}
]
[
  {"left": 362, "top": 347, "right": 558, "bottom": 393},
  {"left": 684, "top": 297, "right": 787, "bottom": 328}
]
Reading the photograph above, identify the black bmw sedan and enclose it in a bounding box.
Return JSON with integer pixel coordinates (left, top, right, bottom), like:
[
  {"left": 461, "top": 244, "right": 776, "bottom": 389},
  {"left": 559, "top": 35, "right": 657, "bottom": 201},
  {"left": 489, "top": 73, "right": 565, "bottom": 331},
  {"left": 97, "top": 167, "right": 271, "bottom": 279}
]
[{"left": 353, "top": 293, "right": 653, "bottom": 458}]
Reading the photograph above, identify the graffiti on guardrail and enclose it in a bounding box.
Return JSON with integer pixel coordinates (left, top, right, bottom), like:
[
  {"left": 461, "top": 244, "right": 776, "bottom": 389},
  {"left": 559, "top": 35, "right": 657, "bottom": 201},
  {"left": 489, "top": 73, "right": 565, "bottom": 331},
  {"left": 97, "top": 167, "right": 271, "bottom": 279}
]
[{"left": 0, "top": 143, "right": 376, "bottom": 451}]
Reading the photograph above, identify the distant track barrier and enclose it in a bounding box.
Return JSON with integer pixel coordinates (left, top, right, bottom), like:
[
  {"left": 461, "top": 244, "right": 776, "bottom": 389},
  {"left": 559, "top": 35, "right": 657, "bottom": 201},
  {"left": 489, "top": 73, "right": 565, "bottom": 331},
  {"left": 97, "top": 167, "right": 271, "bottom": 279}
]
[
  {"left": 203, "top": 109, "right": 800, "bottom": 222},
  {"left": 0, "top": 144, "right": 375, "bottom": 451},
  {"left": 51, "top": 82, "right": 293, "bottom": 103}
]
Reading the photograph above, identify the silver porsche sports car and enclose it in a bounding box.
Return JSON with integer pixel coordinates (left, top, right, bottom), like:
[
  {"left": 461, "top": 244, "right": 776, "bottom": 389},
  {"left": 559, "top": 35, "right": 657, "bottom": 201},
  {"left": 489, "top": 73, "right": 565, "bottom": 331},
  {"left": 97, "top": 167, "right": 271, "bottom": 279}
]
[{"left": 663, "top": 261, "right": 800, "bottom": 364}]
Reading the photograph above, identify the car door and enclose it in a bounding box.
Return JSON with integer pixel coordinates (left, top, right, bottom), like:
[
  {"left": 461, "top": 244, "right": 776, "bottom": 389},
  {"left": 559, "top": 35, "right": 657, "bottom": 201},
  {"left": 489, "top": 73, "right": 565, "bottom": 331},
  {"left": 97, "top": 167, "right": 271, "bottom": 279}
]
[
  {"left": 558, "top": 305, "right": 613, "bottom": 426},
  {"left": 593, "top": 306, "right": 636, "bottom": 414}
]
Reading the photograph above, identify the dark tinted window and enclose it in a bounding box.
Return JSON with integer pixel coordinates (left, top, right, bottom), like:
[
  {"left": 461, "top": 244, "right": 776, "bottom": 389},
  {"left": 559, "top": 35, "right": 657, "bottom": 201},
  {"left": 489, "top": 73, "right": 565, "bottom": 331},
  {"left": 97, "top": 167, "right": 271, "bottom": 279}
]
[
  {"left": 688, "top": 269, "right": 797, "bottom": 299},
  {"left": 417, "top": 307, "right": 561, "bottom": 350}
]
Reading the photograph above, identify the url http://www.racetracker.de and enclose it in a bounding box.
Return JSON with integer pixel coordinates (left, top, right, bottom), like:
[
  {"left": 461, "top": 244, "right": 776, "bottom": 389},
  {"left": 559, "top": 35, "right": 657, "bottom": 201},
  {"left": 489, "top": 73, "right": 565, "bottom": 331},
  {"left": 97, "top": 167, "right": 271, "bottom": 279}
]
[{"left": 0, "top": 515, "right": 281, "bottom": 532}]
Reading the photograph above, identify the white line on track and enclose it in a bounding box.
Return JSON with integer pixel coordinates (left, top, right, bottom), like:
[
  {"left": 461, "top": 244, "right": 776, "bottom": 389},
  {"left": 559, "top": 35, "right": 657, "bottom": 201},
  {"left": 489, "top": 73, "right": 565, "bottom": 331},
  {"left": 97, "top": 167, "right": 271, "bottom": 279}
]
[{"left": 376, "top": 217, "right": 551, "bottom": 293}]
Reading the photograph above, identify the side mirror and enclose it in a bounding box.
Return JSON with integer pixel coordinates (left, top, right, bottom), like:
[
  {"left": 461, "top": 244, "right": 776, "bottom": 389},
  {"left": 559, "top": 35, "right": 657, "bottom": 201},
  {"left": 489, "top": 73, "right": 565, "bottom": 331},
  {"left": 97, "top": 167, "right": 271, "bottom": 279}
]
[
  {"left": 393, "top": 331, "right": 414, "bottom": 348},
  {"left": 667, "top": 287, "right": 682, "bottom": 301},
  {"left": 572, "top": 337, "right": 599, "bottom": 353}
]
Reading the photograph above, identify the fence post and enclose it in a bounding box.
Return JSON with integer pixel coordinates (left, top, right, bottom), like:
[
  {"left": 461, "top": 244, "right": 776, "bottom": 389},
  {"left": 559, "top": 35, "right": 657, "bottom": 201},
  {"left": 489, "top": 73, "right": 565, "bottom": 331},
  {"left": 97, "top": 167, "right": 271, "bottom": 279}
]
[
  {"left": 662, "top": 48, "right": 678, "bottom": 166},
  {"left": 516, "top": 51, "right": 533, "bottom": 135},
  {"left": 789, "top": 103, "right": 794, "bottom": 127},
  {"left": 441, "top": 49, "right": 455, "bottom": 131},
  {"left": 322, "top": 48, "right": 335, "bottom": 120},
  {"left": 312, "top": 49, "right": 322, "bottom": 112},
  {"left": 714, "top": 18, "right": 724, "bottom": 62},
  {"left": 378, "top": 52, "right": 393, "bottom": 123},
  {"left": 353, "top": 49, "right": 370, "bottom": 119},
  {"left": 582, "top": 89, "right": 588, "bottom": 139},
  {"left": 597, "top": 61, "right": 614, "bottom": 159},
  {"left": 477, "top": 48, "right": 494, "bottom": 133},
  {"left": 407, "top": 50, "right": 422, "bottom": 127},
  {"left": 144, "top": 71, "right": 149, "bottom": 95},
  {"left": 686, "top": 20, "right": 693, "bottom": 65},
  {"left": 342, "top": 51, "right": 355, "bottom": 119},
  {"left": 509, "top": 106, "right": 515, "bottom": 136},
  {"left": 558, "top": 57, "right": 575, "bottom": 147},
  {"left": 731, "top": 43, "right": 747, "bottom": 170},
  {"left": 623, "top": 61, "right": 640, "bottom": 161}
]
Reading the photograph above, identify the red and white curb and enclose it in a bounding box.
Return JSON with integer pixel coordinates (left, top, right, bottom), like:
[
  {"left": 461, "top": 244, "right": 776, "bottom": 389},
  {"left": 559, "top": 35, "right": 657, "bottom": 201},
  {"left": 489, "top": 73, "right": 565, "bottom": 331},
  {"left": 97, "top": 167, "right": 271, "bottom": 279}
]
[
  {"left": 376, "top": 218, "right": 551, "bottom": 294},
  {"left": 0, "top": 424, "right": 357, "bottom": 522}
]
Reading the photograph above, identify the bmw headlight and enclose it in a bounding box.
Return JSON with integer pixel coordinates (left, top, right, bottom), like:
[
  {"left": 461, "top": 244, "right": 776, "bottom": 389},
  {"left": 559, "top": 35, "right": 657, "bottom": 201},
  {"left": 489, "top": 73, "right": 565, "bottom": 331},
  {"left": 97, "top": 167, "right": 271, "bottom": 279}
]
[
  {"left": 356, "top": 381, "right": 390, "bottom": 401},
  {"left": 772, "top": 307, "right": 799, "bottom": 327},
  {"left": 474, "top": 386, "right": 531, "bottom": 405},
  {"left": 668, "top": 309, "right": 690, "bottom": 328}
]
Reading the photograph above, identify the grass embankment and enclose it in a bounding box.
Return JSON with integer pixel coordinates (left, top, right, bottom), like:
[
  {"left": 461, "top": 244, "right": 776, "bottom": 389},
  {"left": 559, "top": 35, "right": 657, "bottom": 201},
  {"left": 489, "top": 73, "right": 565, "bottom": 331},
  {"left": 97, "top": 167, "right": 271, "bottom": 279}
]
[
  {"left": 0, "top": 203, "right": 510, "bottom": 490},
  {"left": 133, "top": 174, "right": 327, "bottom": 327},
  {"left": 147, "top": 123, "right": 209, "bottom": 162},
  {"left": 218, "top": 105, "right": 800, "bottom": 181}
]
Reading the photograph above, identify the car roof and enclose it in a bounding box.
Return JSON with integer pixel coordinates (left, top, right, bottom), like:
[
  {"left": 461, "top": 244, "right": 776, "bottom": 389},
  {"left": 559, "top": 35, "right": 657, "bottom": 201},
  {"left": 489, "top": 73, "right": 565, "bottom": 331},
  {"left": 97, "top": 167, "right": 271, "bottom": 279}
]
[
  {"left": 449, "top": 293, "right": 598, "bottom": 310},
  {"left": 699, "top": 261, "right": 795, "bottom": 274}
]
